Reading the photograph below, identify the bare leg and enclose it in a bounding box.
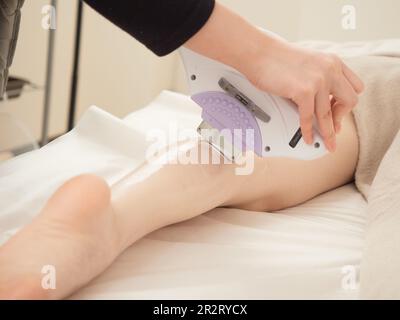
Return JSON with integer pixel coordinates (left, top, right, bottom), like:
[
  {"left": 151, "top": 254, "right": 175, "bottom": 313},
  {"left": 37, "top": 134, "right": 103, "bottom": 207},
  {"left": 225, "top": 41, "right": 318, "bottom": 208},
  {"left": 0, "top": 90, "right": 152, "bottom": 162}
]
[
  {"left": 0, "top": 141, "right": 245, "bottom": 299},
  {"left": 228, "top": 112, "right": 359, "bottom": 211},
  {"left": 0, "top": 113, "right": 358, "bottom": 299}
]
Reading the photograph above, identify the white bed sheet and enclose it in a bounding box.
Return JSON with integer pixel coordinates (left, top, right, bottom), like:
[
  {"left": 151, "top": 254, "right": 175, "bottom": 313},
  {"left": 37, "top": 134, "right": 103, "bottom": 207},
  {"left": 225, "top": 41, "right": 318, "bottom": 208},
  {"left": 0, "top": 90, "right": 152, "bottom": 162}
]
[{"left": 0, "top": 91, "right": 366, "bottom": 299}]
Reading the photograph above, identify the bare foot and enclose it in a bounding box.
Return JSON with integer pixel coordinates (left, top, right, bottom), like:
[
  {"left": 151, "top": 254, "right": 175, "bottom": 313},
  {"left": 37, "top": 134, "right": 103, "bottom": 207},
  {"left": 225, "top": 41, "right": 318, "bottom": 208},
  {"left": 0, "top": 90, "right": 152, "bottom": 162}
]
[{"left": 0, "top": 174, "right": 121, "bottom": 299}]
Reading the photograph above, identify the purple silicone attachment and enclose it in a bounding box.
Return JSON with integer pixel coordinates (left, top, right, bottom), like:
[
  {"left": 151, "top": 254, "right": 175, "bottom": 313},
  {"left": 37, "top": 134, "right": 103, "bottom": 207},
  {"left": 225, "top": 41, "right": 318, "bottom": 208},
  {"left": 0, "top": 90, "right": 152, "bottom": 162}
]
[{"left": 192, "top": 91, "right": 262, "bottom": 155}]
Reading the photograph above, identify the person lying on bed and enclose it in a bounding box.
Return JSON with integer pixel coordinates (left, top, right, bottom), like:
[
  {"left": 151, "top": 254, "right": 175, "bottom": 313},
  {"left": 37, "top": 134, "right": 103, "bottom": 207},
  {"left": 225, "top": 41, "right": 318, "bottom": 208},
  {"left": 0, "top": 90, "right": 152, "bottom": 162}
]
[{"left": 0, "top": 1, "right": 364, "bottom": 299}]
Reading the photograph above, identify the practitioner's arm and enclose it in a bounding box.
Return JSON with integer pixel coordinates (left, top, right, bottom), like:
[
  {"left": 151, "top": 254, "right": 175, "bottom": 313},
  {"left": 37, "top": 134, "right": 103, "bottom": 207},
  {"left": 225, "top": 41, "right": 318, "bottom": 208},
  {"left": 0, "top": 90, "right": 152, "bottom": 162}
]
[
  {"left": 83, "top": 0, "right": 364, "bottom": 152},
  {"left": 185, "top": 3, "right": 364, "bottom": 152},
  {"left": 83, "top": 0, "right": 215, "bottom": 56}
]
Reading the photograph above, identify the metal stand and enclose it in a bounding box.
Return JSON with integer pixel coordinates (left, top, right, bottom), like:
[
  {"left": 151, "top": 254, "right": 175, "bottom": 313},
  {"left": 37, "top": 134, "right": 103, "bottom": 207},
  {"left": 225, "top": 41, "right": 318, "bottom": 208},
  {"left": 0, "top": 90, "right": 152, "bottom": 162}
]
[
  {"left": 41, "top": 0, "right": 57, "bottom": 146},
  {"left": 68, "top": 0, "right": 83, "bottom": 131}
]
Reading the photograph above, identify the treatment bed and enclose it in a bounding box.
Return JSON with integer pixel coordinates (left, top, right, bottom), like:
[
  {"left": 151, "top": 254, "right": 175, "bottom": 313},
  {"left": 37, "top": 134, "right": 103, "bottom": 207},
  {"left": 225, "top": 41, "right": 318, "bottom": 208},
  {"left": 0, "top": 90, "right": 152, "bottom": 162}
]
[{"left": 0, "top": 90, "right": 366, "bottom": 299}]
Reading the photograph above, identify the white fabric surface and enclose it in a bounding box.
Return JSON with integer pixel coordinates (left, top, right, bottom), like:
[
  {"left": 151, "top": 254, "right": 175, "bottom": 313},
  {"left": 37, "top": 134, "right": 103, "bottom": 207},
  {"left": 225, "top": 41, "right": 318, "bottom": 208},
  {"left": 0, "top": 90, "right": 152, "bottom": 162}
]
[
  {"left": 298, "top": 38, "right": 400, "bottom": 58},
  {"left": 297, "top": 38, "right": 400, "bottom": 299},
  {"left": 72, "top": 183, "right": 366, "bottom": 300},
  {"left": 0, "top": 91, "right": 366, "bottom": 299}
]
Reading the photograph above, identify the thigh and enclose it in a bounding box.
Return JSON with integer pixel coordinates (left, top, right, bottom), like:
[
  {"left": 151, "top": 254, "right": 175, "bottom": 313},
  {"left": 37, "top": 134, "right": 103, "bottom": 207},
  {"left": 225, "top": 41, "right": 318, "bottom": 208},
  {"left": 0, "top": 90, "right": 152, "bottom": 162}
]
[{"left": 228, "top": 112, "right": 359, "bottom": 211}]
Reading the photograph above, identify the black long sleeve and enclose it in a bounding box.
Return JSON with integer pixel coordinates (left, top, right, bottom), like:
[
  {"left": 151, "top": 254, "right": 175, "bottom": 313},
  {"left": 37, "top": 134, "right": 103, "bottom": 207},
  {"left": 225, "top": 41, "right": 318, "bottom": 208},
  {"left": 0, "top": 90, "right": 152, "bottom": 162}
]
[{"left": 83, "top": 0, "right": 215, "bottom": 56}]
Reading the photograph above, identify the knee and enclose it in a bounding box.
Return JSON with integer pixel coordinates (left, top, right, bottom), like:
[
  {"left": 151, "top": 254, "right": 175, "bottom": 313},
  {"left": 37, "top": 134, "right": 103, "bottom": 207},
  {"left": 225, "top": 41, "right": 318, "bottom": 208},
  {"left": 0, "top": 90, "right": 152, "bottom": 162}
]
[
  {"left": 48, "top": 174, "right": 111, "bottom": 216},
  {"left": 66, "top": 174, "right": 110, "bottom": 195},
  {"left": 66, "top": 174, "right": 111, "bottom": 207}
]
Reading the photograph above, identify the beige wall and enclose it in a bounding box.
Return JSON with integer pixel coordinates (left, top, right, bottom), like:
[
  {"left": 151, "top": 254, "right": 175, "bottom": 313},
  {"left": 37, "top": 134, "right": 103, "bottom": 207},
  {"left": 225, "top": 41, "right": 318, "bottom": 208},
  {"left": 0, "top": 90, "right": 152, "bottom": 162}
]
[
  {"left": 173, "top": 0, "right": 400, "bottom": 93},
  {"left": 76, "top": 4, "right": 176, "bottom": 120},
  {"left": 218, "top": 0, "right": 400, "bottom": 41},
  {"left": 2, "top": 0, "right": 400, "bottom": 151}
]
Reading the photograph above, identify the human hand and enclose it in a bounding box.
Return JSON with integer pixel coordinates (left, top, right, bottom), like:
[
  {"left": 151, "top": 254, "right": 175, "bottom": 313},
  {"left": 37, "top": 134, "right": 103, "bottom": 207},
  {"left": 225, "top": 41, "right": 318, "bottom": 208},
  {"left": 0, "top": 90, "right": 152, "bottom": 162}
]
[
  {"left": 185, "top": 2, "right": 364, "bottom": 152},
  {"left": 241, "top": 39, "right": 364, "bottom": 152}
]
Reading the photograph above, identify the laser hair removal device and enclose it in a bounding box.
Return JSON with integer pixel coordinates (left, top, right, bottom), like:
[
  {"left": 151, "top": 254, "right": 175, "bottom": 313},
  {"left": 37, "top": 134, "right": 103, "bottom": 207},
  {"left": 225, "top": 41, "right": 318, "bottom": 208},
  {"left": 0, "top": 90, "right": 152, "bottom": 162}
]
[{"left": 179, "top": 47, "right": 327, "bottom": 161}]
